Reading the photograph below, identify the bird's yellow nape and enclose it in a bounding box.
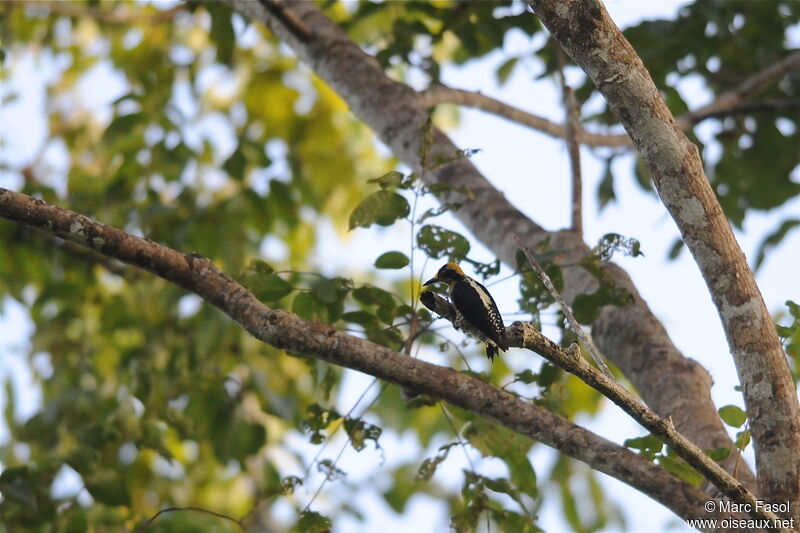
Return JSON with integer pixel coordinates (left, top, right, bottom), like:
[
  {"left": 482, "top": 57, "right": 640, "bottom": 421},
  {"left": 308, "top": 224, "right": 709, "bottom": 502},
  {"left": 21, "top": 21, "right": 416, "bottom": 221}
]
[{"left": 444, "top": 262, "right": 464, "bottom": 275}]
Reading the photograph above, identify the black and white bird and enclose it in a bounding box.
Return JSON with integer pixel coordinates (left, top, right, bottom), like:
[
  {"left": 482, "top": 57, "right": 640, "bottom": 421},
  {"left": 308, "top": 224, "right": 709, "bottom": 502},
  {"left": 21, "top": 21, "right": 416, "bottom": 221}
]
[{"left": 423, "top": 262, "right": 508, "bottom": 360}]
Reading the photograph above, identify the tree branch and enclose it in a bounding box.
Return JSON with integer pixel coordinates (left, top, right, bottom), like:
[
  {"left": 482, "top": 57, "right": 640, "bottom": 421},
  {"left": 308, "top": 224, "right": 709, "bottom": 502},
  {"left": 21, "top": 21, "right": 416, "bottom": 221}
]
[
  {"left": 419, "top": 289, "right": 784, "bottom": 529},
  {"left": 678, "top": 51, "right": 800, "bottom": 128},
  {"left": 419, "top": 51, "right": 800, "bottom": 146},
  {"left": 555, "top": 49, "right": 584, "bottom": 236},
  {"left": 418, "top": 85, "right": 632, "bottom": 147},
  {"left": 512, "top": 234, "right": 611, "bottom": 377},
  {"left": 685, "top": 99, "right": 800, "bottom": 125},
  {"left": 223, "top": 0, "right": 757, "bottom": 490},
  {"left": 530, "top": 0, "right": 800, "bottom": 510},
  {"left": 0, "top": 187, "right": 716, "bottom": 523}
]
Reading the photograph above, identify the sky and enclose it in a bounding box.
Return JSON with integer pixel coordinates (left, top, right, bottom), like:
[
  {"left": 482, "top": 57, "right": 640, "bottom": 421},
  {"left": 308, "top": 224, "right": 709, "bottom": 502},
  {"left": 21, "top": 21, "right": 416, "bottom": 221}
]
[{"left": 1, "top": 1, "right": 800, "bottom": 532}]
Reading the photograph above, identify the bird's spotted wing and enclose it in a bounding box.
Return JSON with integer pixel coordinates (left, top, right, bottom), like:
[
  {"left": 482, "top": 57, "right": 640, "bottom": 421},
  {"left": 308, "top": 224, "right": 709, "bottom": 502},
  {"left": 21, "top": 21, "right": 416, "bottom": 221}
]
[{"left": 451, "top": 278, "right": 508, "bottom": 351}]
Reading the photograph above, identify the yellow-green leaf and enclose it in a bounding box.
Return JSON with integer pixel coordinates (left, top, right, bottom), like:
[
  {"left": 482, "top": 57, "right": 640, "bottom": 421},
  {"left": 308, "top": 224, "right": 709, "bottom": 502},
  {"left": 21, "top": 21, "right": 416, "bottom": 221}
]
[{"left": 348, "top": 191, "right": 409, "bottom": 230}]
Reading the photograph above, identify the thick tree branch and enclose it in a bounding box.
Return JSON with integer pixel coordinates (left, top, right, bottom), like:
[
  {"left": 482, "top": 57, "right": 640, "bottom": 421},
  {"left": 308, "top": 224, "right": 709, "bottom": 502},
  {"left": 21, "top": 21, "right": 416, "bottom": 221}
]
[
  {"left": 530, "top": 0, "right": 800, "bottom": 510},
  {"left": 0, "top": 187, "right": 717, "bottom": 524},
  {"left": 223, "top": 0, "right": 756, "bottom": 490},
  {"left": 420, "top": 290, "right": 784, "bottom": 529}
]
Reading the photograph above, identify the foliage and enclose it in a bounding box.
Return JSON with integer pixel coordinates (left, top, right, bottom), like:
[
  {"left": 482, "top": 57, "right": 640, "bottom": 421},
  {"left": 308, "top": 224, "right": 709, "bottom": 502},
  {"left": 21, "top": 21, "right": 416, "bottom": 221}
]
[
  {"left": 0, "top": 1, "right": 798, "bottom": 532},
  {"left": 616, "top": 1, "right": 800, "bottom": 259}
]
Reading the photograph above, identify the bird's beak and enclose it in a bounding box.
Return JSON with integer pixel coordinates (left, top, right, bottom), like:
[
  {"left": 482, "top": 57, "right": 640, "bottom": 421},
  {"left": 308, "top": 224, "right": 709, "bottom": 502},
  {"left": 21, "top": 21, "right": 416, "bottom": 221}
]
[{"left": 423, "top": 277, "right": 437, "bottom": 286}]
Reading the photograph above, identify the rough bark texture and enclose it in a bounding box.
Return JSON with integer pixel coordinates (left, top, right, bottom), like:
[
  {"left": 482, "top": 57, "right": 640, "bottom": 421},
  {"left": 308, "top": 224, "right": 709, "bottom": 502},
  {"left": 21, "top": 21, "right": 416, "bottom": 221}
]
[
  {"left": 421, "top": 290, "right": 781, "bottom": 527},
  {"left": 529, "top": 0, "right": 800, "bottom": 512},
  {"left": 0, "top": 187, "right": 718, "bottom": 523},
  {"left": 224, "top": 0, "right": 757, "bottom": 490}
]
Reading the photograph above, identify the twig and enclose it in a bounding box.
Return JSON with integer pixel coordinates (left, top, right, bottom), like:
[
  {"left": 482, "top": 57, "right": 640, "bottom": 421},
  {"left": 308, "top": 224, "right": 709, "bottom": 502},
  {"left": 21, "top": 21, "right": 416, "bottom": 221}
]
[
  {"left": 685, "top": 99, "right": 800, "bottom": 125},
  {"left": 679, "top": 51, "right": 800, "bottom": 128},
  {"left": 512, "top": 234, "right": 612, "bottom": 378},
  {"left": 556, "top": 49, "right": 583, "bottom": 236},
  {"left": 419, "top": 51, "right": 800, "bottom": 147},
  {"left": 418, "top": 85, "right": 631, "bottom": 147},
  {"left": 137, "top": 506, "right": 243, "bottom": 532}
]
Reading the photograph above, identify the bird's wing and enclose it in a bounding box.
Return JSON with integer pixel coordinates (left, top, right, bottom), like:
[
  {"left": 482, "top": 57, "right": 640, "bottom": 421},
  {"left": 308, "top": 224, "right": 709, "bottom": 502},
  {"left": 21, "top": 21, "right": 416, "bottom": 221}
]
[{"left": 451, "top": 278, "right": 508, "bottom": 350}]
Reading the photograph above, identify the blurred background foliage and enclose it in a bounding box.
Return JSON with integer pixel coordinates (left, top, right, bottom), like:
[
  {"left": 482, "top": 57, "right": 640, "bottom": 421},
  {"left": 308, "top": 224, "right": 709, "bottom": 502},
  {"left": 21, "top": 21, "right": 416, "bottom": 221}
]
[{"left": 0, "top": 1, "right": 798, "bottom": 531}]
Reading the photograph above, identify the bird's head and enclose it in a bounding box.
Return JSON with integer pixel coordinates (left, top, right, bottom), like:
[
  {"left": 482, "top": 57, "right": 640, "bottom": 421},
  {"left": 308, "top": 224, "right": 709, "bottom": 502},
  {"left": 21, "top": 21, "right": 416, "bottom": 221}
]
[{"left": 423, "top": 262, "right": 465, "bottom": 287}]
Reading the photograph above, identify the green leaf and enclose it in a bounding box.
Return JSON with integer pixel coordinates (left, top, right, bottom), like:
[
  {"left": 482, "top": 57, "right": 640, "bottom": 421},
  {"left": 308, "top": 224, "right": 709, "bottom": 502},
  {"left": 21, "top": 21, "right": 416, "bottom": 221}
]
[
  {"left": 754, "top": 219, "right": 800, "bottom": 270},
  {"left": 417, "top": 443, "right": 457, "bottom": 481},
  {"left": 352, "top": 285, "right": 396, "bottom": 309},
  {"left": 85, "top": 470, "right": 131, "bottom": 507},
  {"left": 301, "top": 404, "right": 341, "bottom": 444},
  {"left": 344, "top": 417, "right": 382, "bottom": 452},
  {"left": 292, "top": 511, "right": 332, "bottom": 533},
  {"left": 597, "top": 158, "right": 616, "bottom": 210},
  {"left": 624, "top": 434, "right": 663, "bottom": 461},
  {"left": 348, "top": 190, "right": 410, "bottom": 230},
  {"left": 367, "top": 170, "right": 407, "bottom": 189},
  {"left": 102, "top": 112, "right": 145, "bottom": 151},
  {"left": 496, "top": 56, "right": 518, "bottom": 85},
  {"left": 374, "top": 251, "right": 410, "bottom": 269},
  {"left": 342, "top": 310, "right": 380, "bottom": 329},
  {"left": 657, "top": 456, "right": 703, "bottom": 486},
  {"left": 214, "top": 421, "right": 267, "bottom": 461},
  {"left": 705, "top": 447, "right": 731, "bottom": 462},
  {"left": 514, "top": 369, "right": 538, "bottom": 384},
  {"left": 207, "top": 3, "right": 235, "bottom": 65},
  {"left": 249, "top": 259, "right": 274, "bottom": 275},
  {"left": 787, "top": 342, "right": 800, "bottom": 358},
  {"left": 293, "top": 291, "right": 323, "bottom": 321},
  {"left": 416, "top": 224, "right": 470, "bottom": 261},
  {"left": 718, "top": 404, "right": 747, "bottom": 428},
  {"left": 63, "top": 506, "right": 89, "bottom": 533},
  {"left": 735, "top": 430, "right": 751, "bottom": 450},
  {"left": 787, "top": 300, "right": 800, "bottom": 319},
  {"left": 593, "top": 233, "right": 643, "bottom": 261},
  {"left": 537, "top": 363, "right": 561, "bottom": 388},
  {"left": 223, "top": 147, "right": 248, "bottom": 181},
  {"left": 0, "top": 466, "right": 37, "bottom": 508},
  {"left": 383, "top": 465, "right": 421, "bottom": 513},
  {"left": 667, "top": 238, "right": 684, "bottom": 260},
  {"left": 572, "top": 285, "right": 633, "bottom": 324},
  {"left": 253, "top": 274, "right": 294, "bottom": 302}
]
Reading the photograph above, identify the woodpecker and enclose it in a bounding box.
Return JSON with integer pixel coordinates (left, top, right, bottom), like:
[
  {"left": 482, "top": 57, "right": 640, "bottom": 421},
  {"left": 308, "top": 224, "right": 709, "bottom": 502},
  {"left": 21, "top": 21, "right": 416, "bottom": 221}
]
[{"left": 423, "top": 262, "right": 508, "bottom": 360}]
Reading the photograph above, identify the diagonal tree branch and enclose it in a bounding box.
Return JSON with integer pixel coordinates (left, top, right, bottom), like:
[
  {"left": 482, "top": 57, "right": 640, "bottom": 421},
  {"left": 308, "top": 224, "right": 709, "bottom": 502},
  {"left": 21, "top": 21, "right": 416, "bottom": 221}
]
[
  {"left": 530, "top": 0, "right": 800, "bottom": 511},
  {"left": 419, "top": 50, "right": 800, "bottom": 146},
  {"left": 678, "top": 51, "right": 800, "bottom": 128},
  {"left": 222, "top": 0, "right": 756, "bottom": 490},
  {"left": 420, "top": 289, "right": 783, "bottom": 529},
  {"left": 0, "top": 187, "right": 719, "bottom": 524},
  {"left": 418, "top": 84, "right": 632, "bottom": 147}
]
